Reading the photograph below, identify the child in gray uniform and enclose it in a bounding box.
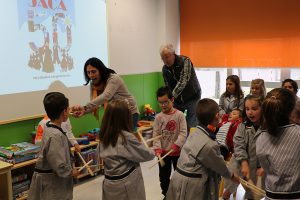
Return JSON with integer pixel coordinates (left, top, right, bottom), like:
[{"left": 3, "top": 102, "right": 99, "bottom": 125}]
[
  {"left": 98, "top": 99, "right": 155, "bottom": 200},
  {"left": 167, "top": 98, "right": 239, "bottom": 200},
  {"left": 257, "top": 88, "right": 300, "bottom": 199},
  {"left": 28, "top": 92, "right": 78, "bottom": 200}
]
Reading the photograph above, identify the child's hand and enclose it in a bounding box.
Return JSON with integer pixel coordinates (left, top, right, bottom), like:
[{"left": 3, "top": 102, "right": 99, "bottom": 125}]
[
  {"left": 70, "top": 105, "right": 85, "bottom": 117},
  {"left": 241, "top": 160, "right": 250, "bottom": 178},
  {"left": 72, "top": 169, "right": 79, "bottom": 178},
  {"left": 74, "top": 144, "right": 81, "bottom": 153},
  {"left": 155, "top": 148, "right": 162, "bottom": 157},
  {"left": 256, "top": 167, "right": 264, "bottom": 176},
  {"left": 171, "top": 144, "right": 180, "bottom": 154},
  {"left": 231, "top": 173, "right": 240, "bottom": 183}
]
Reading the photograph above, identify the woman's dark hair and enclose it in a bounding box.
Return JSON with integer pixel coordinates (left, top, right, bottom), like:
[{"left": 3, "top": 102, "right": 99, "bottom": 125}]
[
  {"left": 83, "top": 57, "right": 116, "bottom": 85},
  {"left": 281, "top": 78, "right": 298, "bottom": 94},
  {"left": 262, "top": 88, "right": 295, "bottom": 136},
  {"left": 100, "top": 99, "right": 133, "bottom": 148},
  {"left": 43, "top": 92, "right": 69, "bottom": 120},
  {"left": 224, "top": 75, "right": 244, "bottom": 99},
  {"left": 196, "top": 98, "right": 219, "bottom": 126},
  {"left": 242, "top": 94, "right": 264, "bottom": 124}
]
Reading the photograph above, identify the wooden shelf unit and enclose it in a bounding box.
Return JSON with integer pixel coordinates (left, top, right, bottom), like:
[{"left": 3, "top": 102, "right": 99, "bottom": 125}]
[{"left": 0, "top": 140, "right": 102, "bottom": 200}]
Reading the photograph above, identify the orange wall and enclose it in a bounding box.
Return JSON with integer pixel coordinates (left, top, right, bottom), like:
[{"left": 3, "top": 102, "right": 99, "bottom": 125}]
[{"left": 180, "top": 0, "right": 300, "bottom": 67}]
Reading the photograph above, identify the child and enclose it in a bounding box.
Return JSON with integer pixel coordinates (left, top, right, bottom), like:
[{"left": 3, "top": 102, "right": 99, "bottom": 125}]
[
  {"left": 219, "top": 75, "right": 244, "bottom": 117},
  {"left": 167, "top": 98, "right": 238, "bottom": 200},
  {"left": 28, "top": 92, "right": 78, "bottom": 200},
  {"left": 281, "top": 78, "right": 300, "bottom": 124},
  {"left": 35, "top": 115, "right": 81, "bottom": 152},
  {"left": 257, "top": 88, "right": 300, "bottom": 200},
  {"left": 290, "top": 101, "right": 300, "bottom": 125},
  {"left": 98, "top": 99, "right": 155, "bottom": 200},
  {"left": 216, "top": 108, "right": 242, "bottom": 160},
  {"left": 223, "top": 95, "right": 264, "bottom": 200},
  {"left": 152, "top": 86, "right": 187, "bottom": 198},
  {"left": 250, "top": 78, "right": 266, "bottom": 98}
]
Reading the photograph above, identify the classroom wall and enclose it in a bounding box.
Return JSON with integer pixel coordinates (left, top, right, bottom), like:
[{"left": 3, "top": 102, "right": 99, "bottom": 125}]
[
  {"left": 0, "top": 0, "right": 179, "bottom": 146},
  {"left": 107, "top": 0, "right": 180, "bottom": 74},
  {"left": 0, "top": 72, "right": 165, "bottom": 147}
]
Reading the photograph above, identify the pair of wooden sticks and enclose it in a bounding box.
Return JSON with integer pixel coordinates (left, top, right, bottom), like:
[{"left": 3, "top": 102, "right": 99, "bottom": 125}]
[
  {"left": 76, "top": 152, "right": 94, "bottom": 176},
  {"left": 239, "top": 177, "right": 265, "bottom": 198}
]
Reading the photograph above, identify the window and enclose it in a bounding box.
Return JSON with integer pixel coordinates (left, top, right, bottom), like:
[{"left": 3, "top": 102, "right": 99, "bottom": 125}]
[{"left": 195, "top": 68, "right": 300, "bottom": 101}]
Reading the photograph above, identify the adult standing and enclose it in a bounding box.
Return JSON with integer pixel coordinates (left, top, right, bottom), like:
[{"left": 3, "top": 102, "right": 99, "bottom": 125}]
[
  {"left": 71, "top": 57, "right": 139, "bottom": 130},
  {"left": 160, "top": 44, "right": 201, "bottom": 129}
]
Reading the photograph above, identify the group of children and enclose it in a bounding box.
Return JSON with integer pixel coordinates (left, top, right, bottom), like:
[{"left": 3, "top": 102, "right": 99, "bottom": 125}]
[{"left": 27, "top": 75, "right": 300, "bottom": 200}]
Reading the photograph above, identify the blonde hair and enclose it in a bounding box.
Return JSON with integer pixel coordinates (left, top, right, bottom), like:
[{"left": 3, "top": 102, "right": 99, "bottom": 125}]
[{"left": 251, "top": 79, "right": 266, "bottom": 98}]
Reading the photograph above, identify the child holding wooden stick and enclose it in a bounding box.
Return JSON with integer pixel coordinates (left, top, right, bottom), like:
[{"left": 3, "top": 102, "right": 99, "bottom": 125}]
[
  {"left": 28, "top": 92, "right": 78, "bottom": 200},
  {"left": 98, "top": 99, "right": 155, "bottom": 200},
  {"left": 152, "top": 86, "right": 187, "bottom": 198},
  {"left": 257, "top": 88, "right": 300, "bottom": 199},
  {"left": 167, "top": 98, "right": 238, "bottom": 200}
]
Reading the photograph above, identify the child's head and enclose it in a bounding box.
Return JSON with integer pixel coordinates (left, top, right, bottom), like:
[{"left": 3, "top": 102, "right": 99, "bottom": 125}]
[
  {"left": 243, "top": 95, "right": 263, "bottom": 125},
  {"left": 281, "top": 78, "right": 298, "bottom": 95},
  {"left": 262, "top": 88, "right": 295, "bottom": 136},
  {"left": 225, "top": 75, "right": 244, "bottom": 98},
  {"left": 290, "top": 101, "right": 300, "bottom": 125},
  {"left": 156, "top": 86, "right": 174, "bottom": 114},
  {"left": 228, "top": 108, "right": 242, "bottom": 122},
  {"left": 100, "top": 99, "right": 133, "bottom": 147},
  {"left": 43, "top": 92, "right": 69, "bottom": 121},
  {"left": 250, "top": 79, "right": 266, "bottom": 98},
  {"left": 196, "top": 98, "right": 219, "bottom": 127}
]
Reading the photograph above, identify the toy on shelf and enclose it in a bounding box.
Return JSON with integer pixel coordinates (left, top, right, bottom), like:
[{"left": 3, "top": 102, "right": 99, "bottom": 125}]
[{"left": 143, "top": 104, "right": 156, "bottom": 121}]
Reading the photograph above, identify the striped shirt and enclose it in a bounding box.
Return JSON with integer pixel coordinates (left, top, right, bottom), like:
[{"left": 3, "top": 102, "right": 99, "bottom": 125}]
[
  {"left": 216, "top": 122, "right": 231, "bottom": 148},
  {"left": 256, "top": 124, "right": 300, "bottom": 193}
]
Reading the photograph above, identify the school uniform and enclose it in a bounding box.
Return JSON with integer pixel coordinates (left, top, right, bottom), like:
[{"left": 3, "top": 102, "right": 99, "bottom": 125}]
[
  {"left": 225, "top": 122, "right": 264, "bottom": 199},
  {"left": 219, "top": 94, "right": 244, "bottom": 116},
  {"left": 257, "top": 124, "right": 300, "bottom": 200},
  {"left": 166, "top": 125, "right": 233, "bottom": 200},
  {"left": 28, "top": 122, "right": 74, "bottom": 200},
  {"left": 99, "top": 130, "right": 155, "bottom": 200}
]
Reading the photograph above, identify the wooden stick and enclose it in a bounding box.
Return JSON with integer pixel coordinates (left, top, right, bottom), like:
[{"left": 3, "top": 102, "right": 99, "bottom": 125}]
[
  {"left": 76, "top": 152, "right": 94, "bottom": 176},
  {"left": 145, "top": 135, "right": 162, "bottom": 143},
  {"left": 149, "top": 149, "right": 174, "bottom": 169},
  {"left": 77, "top": 159, "right": 93, "bottom": 172},
  {"left": 239, "top": 177, "right": 265, "bottom": 196},
  {"left": 157, "top": 155, "right": 165, "bottom": 167},
  {"left": 75, "top": 164, "right": 102, "bottom": 169},
  {"left": 68, "top": 138, "right": 89, "bottom": 140},
  {"left": 138, "top": 131, "right": 149, "bottom": 148}
]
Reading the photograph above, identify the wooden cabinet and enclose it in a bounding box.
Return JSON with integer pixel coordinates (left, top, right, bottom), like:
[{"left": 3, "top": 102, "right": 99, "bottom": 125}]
[{"left": 0, "top": 161, "right": 13, "bottom": 200}]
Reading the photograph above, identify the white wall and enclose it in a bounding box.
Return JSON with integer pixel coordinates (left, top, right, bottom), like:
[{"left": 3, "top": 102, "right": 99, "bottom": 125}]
[{"left": 107, "top": 0, "right": 180, "bottom": 74}]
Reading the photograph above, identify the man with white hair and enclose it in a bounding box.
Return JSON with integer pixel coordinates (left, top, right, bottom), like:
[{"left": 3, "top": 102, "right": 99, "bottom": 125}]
[{"left": 160, "top": 44, "right": 201, "bottom": 130}]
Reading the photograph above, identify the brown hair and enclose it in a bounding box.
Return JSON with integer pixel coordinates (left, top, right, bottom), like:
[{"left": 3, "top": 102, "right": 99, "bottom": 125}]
[
  {"left": 100, "top": 99, "right": 133, "bottom": 147},
  {"left": 196, "top": 98, "right": 219, "bottom": 126},
  {"left": 262, "top": 88, "right": 295, "bottom": 136},
  {"left": 224, "top": 75, "right": 244, "bottom": 99},
  {"left": 251, "top": 79, "right": 266, "bottom": 98},
  {"left": 242, "top": 94, "right": 264, "bottom": 124}
]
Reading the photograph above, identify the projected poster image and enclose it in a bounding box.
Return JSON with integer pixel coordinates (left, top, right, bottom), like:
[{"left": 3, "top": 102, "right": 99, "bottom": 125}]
[
  {"left": 0, "top": 0, "right": 108, "bottom": 95},
  {"left": 24, "top": 2, "right": 74, "bottom": 73}
]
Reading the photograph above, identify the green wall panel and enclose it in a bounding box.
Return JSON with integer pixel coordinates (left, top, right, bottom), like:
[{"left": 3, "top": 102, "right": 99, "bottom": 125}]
[{"left": 0, "top": 72, "right": 163, "bottom": 146}]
